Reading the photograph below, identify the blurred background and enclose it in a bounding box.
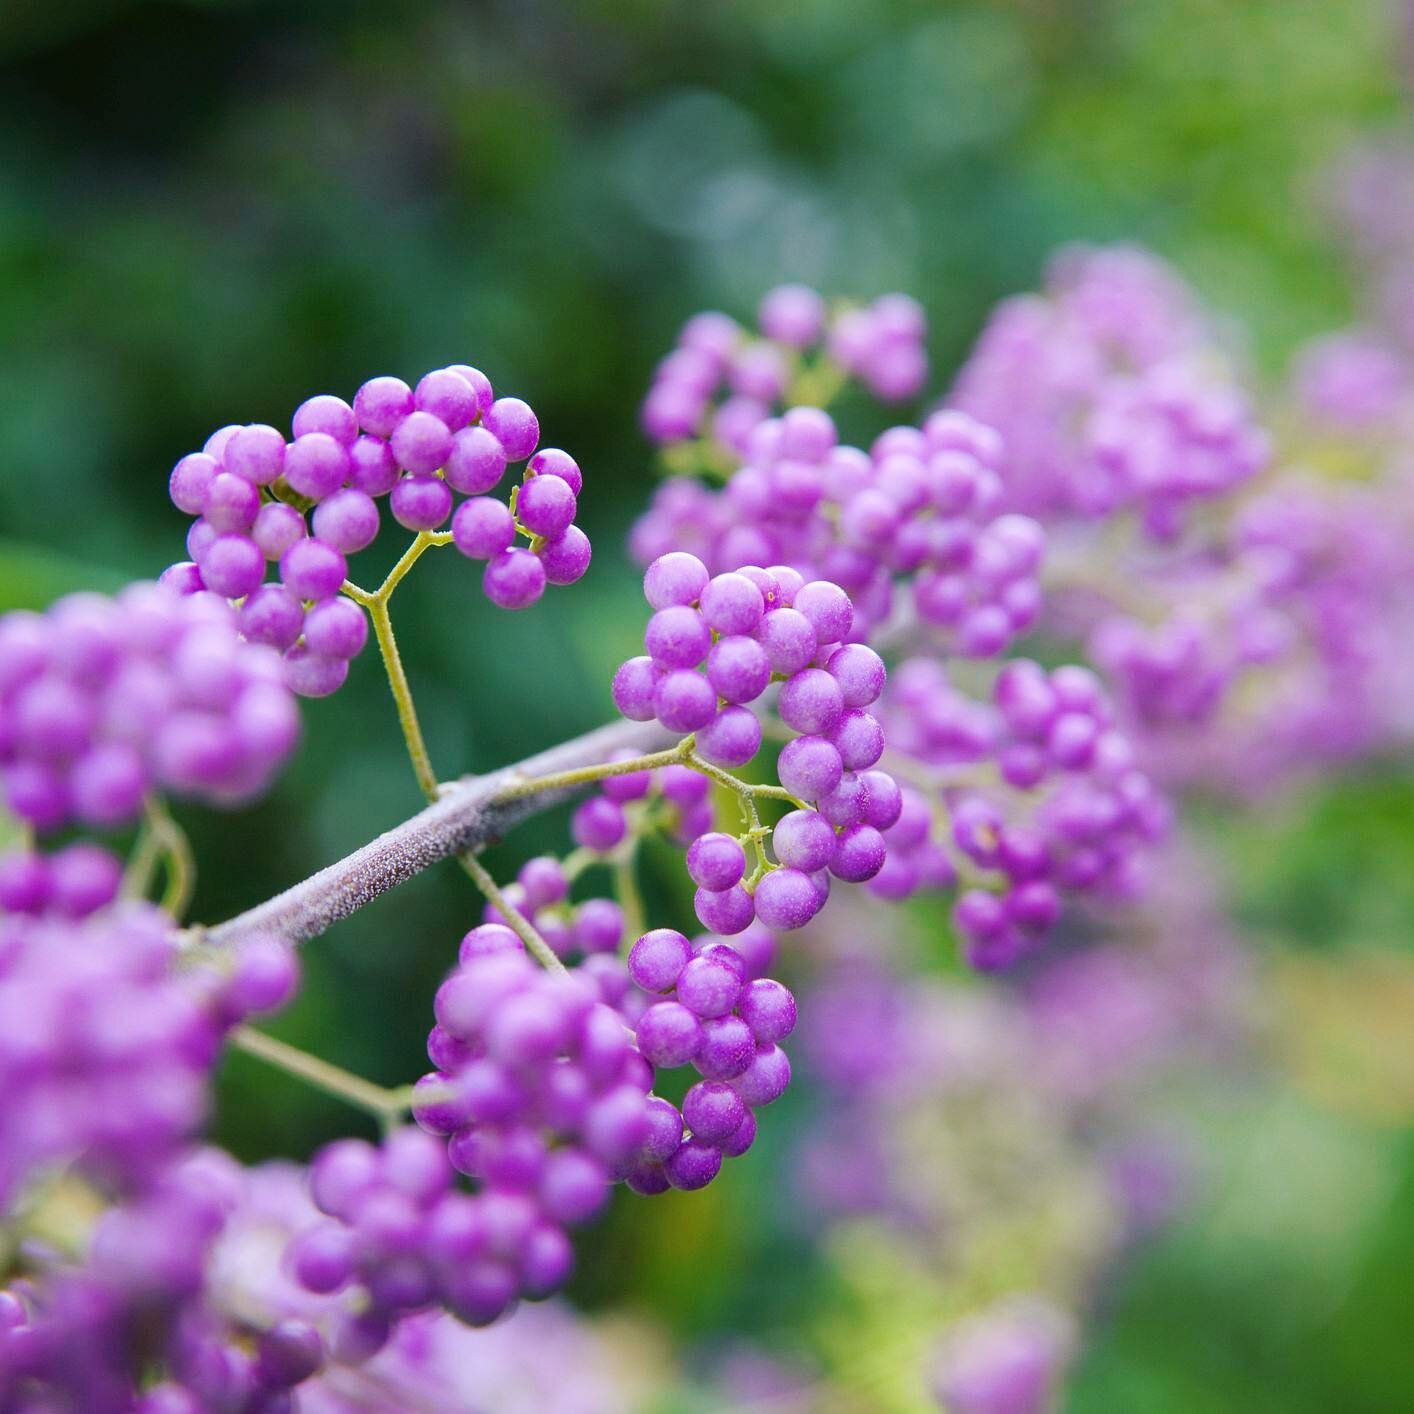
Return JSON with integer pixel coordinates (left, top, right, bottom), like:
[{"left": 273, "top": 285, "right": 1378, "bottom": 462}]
[{"left": 2, "top": 1, "right": 1413, "bottom": 1409}]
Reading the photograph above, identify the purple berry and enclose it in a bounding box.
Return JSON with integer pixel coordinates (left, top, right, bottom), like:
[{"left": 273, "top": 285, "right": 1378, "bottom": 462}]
[
  {"left": 628, "top": 928, "right": 693, "bottom": 992},
  {"left": 444, "top": 427, "right": 508, "bottom": 495},
  {"left": 752, "top": 867, "right": 824, "bottom": 931},
  {"left": 312, "top": 488, "right": 380, "bottom": 553},
  {"left": 390, "top": 475, "right": 453, "bottom": 531},
  {"left": 483, "top": 398, "right": 539, "bottom": 461},
  {"left": 644, "top": 552, "right": 709, "bottom": 610},
  {"left": 538, "top": 524, "right": 592, "bottom": 586},
  {"left": 483, "top": 548, "right": 547, "bottom": 610},
  {"left": 517, "top": 474, "right": 577, "bottom": 538}
]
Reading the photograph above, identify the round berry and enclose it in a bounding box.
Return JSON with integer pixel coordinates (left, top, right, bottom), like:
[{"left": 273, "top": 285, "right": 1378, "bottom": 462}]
[
  {"left": 283, "top": 433, "right": 350, "bottom": 501},
  {"left": 517, "top": 474, "right": 577, "bottom": 538},
  {"left": 354, "top": 377, "right": 414, "bottom": 438},
  {"left": 539, "top": 525, "right": 592, "bottom": 585},
  {"left": 628, "top": 928, "right": 693, "bottom": 993},
  {"left": 444, "top": 427, "right": 508, "bottom": 495},
  {"left": 452, "top": 496, "right": 515, "bottom": 559},
  {"left": 390, "top": 475, "right": 453, "bottom": 531},
  {"left": 415, "top": 368, "right": 478, "bottom": 431},
  {"left": 687, "top": 832, "right": 747, "bottom": 891},
  {"left": 390, "top": 411, "right": 453, "bottom": 476},
  {"left": 483, "top": 547, "right": 546, "bottom": 610},
  {"left": 644, "top": 552, "right": 708, "bottom": 610},
  {"left": 311, "top": 488, "right": 380, "bottom": 553},
  {"left": 752, "top": 867, "right": 824, "bottom": 931},
  {"left": 483, "top": 397, "right": 539, "bottom": 461}
]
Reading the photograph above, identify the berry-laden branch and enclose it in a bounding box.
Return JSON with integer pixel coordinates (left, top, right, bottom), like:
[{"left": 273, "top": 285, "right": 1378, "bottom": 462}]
[{"left": 199, "top": 716, "right": 677, "bottom": 952}]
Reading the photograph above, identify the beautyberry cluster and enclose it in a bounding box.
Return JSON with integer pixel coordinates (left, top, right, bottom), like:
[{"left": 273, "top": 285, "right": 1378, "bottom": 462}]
[
  {"left": 630, "top": 409, "right": 1044, "bottom": 656},
  {"left": 0, "top": 1149, "right": 333, "bottom": 1412},
  {"left": 882, "top": 658, "right": 1167, "bottom": 967},
  {"left": 626, "top": 931, "right": 794, "bottom": 1193},
  {"left": 163, "top": 364, "right": 589, "bottom": 697},
  {"left": 930, "top": 1298, "right": 1074, "bottom": 1414},
  {"left": 609, "top": 552, "right": 900, "bottom": 931},
  {"left": 346, "top": 942, "right": 658, "bottom": 1326},
  {"left": 614, "top": 552, "right": 870, "bottom": 757},
  {"left": 949, "top": 244, "right": 1269, "bottom": 536},
  {"left": 641, "top": 284, "right": 927, "bottom": 453},
  {"left": 0, "top": 895, "right": 296, "bottom": 1208},
  {"left": 0, "top": 583, "right": 299, "bottom": 833},
  {"left": 1089, "top": 468, "right": 1414, "bottom": 789}
]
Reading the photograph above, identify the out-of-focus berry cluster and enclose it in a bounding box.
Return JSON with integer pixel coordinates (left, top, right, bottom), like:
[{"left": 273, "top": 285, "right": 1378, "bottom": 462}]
[
  {"left": 881, "top": 658, "right": 1167, "bottom": 968},
  {"left": 641, "top": 284, "right": 928, "bottom": 452},
  {"left": 0, "top": 583, "right": 298, "bottom": 833},
  {"left": 949, "top": 244, "right": 1269, "bottom": 537},
  {"left": 0, "top": 879, "right": 296, "bottom": 1211}
]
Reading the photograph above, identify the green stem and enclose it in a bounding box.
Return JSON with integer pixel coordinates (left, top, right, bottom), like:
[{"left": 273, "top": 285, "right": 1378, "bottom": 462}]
[
  {"left": 344, "top": 531, "right": 456, "bottom": 802},
  {"left": 121, "top": 815, "right": 163, "bottom": 904},
  {"left": 561, "top": 846, "right": 599, "bottom": 882},
  {"left": 230, "top": 1024, "right": 418, "bottom": 1131},
  {"left": 613, "top": 851, "right": 647, "bottom": 944},
  {"left": 377, "top": 529, "right": 453, "bottom": 599},
  {"left": 787, "top": 355, "right": 848, "bottom": 411},
  {"left": 366, "top": 594, "right": 440, "bottom": 801},
  {"left": 740, "top": 795, "right": 773, "bottom": 885},
  {"left": 684, "top": 750, "right": 805, "bottom": 808},
  {"left": 124, "top": 797, "right": 196, "bottom": 920},
  {"left": 458, "top": 851, "right": 569, "bottom": 976},
  {"left": 493, "top": 739, "right": 694, "bottom": 802}
]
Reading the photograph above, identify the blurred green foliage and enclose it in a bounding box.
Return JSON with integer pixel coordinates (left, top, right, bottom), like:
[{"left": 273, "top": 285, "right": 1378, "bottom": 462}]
[{"left": 2, "top": 1, "right": 1413, "bottom": 1409}]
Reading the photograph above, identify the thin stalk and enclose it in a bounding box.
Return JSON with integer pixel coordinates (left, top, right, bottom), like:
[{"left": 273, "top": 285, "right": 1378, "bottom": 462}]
[
  {"left": 366, "top": 595, "right": 440, "bottom": 800},
  {"left": 561, "top": 846, "right": 599, "bottom": 882},
  {"left": 494, "top": 739, "right": 693, "bottom": 801},
  {"left": 345, "top": 531, "right": 456, "bottom": 802},
  {"left": 121, "top": 815, "right": 163, "bottom": 904},
  {"left": 458, "top": 851, "right": 569, "bottom": 976},
  {"left": 377, "top": 529, "right": 452, "bottom": 600},
  {"left": 740, "top": 795, "right": 774, "bottom": 887},
  {"left": 684, "top": 750, "right": 805, "bottom": 808},
  {"left": 230, "top": 1024, "right": 416, "bottom": 1129},
  {"left": 613, "top": 852, "right": 647, "bottom": 944},
  {"left": 124, "top": 797, "right": 196, "bottom": 919}
]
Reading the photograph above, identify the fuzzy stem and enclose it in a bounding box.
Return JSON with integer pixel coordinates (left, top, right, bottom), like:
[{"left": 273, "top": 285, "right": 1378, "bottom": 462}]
[
  {"left": 150, "top": 798, "right": 197, "bottom": 920},
  {"left": 199, "top": 717, "right": 678, "bottom": 952},
  {"left": 684, "top": 750, "right": 805, "bottom": 808},
  {"left": 121, "top": 814, "right": 163, "bottom": 904}
]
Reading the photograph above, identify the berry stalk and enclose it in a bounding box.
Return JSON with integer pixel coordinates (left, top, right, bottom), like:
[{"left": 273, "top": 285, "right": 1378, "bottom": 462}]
[
  {"left": 344, "top": 529, "right": 456, "bottom": 801},
  {"left": 230, "top": 1024, "right": 420, "bottom": 1133},
  {"left": 457, "top": 850, "right": 568, "bottom": 976}
]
